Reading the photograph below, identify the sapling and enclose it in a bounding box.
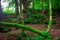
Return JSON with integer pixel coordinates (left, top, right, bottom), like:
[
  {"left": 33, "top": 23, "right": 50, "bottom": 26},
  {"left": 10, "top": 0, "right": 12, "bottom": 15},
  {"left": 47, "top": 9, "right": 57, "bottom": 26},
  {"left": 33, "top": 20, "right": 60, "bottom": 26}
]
[{"left": 47, "top": 0, "right": 52, "bottom": 32}]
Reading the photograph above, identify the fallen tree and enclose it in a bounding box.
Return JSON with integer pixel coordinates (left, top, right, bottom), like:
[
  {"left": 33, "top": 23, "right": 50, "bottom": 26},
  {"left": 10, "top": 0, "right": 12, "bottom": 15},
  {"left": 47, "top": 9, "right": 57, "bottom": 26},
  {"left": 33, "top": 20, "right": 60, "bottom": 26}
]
[{"left": 0, "top": 22, "right": 51, "bottom": 38}]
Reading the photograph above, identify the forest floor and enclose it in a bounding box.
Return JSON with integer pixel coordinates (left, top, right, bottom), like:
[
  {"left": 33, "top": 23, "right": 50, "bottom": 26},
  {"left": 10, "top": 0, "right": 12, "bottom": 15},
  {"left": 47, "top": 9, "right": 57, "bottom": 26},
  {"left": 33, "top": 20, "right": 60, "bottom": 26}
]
[
  {"left": 0, "top": 24, "right": 60, "bottom": 40},
  {"left": 0, "top": 17, "right": 60, "bottom": 40}
]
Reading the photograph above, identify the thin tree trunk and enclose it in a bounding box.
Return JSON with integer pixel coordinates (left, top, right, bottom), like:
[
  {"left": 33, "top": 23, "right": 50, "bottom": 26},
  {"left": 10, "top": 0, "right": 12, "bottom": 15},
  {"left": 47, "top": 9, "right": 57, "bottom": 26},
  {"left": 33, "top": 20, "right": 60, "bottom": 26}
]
[
  {"left": 18, "top": 0, "right": 25, "bottom": 35},
  {"left": 47, "top": 0, "right": 52, "bottom": 32},
  {"left": 18, "top": 0, "right": 24, "bottom": 24}
]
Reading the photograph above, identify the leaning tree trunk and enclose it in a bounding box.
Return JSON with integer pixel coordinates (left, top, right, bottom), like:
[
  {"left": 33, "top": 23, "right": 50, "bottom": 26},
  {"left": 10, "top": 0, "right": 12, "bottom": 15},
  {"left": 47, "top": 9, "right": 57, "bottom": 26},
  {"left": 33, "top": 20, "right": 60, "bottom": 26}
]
[{"left": 47, "top": 0, "right": 52, "bottom": 32}]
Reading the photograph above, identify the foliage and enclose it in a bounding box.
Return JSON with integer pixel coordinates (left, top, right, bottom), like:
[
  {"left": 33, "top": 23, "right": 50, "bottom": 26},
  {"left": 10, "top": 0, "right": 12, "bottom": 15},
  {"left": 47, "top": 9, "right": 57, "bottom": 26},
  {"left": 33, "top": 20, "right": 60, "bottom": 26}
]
[
  {"left": 0, "top": 26, "right": 11, "bottom": 33},
  {"left": 17, "top": 30, "right": 52, "bottom": 40},
  {"left": 3, "top": 7, "right": 15, "bottom": 14},
  {"left": 25, "top": 13, "right": 45, "bottom": 24},
  {"left": 45, "top": 19, "right": 56, "bottom": 25},
  {"left": 57, "top": 36, "right": 60, "bottom": 40},
  {"left": 34, "top": 0, "right": 49, "bottom": 10},
  {"left": 6, "top": 18, "right": 17, "bottom": 23},
  {"left": 31, "top": 0, "right": 60, "bottom": 10},
  {"left": 51, "top": 0, "right": 60, "bottom": 9},
  {"left": 0, "top": 0, "right": 60, "bottom": 40},
  {"left": 1, "top": 0, "right": 15, "bottom": 14},
  {"left": 1, "top": 0, "right": 60, "bottom": 15}
]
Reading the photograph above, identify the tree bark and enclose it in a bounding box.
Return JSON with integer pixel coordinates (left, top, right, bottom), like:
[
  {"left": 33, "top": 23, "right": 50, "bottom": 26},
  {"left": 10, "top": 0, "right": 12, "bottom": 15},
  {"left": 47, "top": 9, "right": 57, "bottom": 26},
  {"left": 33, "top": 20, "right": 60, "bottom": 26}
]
[{"left": 14, "top": 0, "right": 19, "bottom": 18}]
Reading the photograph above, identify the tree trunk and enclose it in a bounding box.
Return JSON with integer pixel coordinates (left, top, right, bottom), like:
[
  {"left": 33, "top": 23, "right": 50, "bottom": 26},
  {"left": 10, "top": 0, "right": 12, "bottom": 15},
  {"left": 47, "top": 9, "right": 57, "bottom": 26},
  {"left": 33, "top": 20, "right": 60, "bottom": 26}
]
[
  {"left": 47, "top": 0, "right": 52, "bottom": 32},
  {"left": 0, "top": 0, "right": 2, "bottom": 18},
  {"left": 14, "top": 0, "right": 19, "bottom": 18}
]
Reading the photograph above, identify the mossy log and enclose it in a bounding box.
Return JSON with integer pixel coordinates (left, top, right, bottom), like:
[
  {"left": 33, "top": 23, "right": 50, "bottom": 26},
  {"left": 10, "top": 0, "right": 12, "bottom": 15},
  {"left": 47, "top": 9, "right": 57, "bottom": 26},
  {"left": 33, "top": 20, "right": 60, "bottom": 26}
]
[{"left": 0, "top": 22, "right": 49, "bottom": 36}]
